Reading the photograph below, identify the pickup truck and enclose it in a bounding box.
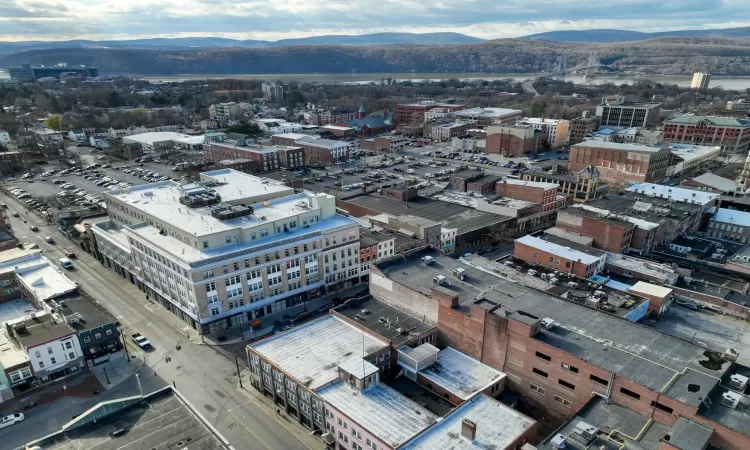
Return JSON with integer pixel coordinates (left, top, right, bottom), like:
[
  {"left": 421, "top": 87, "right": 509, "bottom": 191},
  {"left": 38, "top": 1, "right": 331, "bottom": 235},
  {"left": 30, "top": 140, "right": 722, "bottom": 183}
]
[{"left": 131, "top": 333, "right": 151, "bottom": 349}]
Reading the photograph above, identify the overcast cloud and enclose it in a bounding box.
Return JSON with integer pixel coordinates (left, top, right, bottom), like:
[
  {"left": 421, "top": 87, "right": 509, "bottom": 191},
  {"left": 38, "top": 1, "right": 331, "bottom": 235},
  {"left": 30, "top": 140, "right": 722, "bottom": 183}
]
[{"left": 0, "top": 0, "right": 749, "bottom": 41}]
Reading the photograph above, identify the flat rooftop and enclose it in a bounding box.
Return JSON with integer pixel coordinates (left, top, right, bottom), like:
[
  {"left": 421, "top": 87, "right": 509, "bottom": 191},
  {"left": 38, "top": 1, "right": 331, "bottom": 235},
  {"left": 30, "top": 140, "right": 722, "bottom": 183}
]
[
  {"left": 122, "top": 131, "right": 204, "bottom": 146},
  {"left": 14, "top": 316, "right": 75, "bottom": 349},
  {"left": 539, "top": 396, "right": 670, "bottom": 450},
  {"left": 332, "top": 296, "right": 435, "bottom": 347},
  {"left": 455, "top": 107, "right": 521, "bottom": 117},
  {"left": 626, "top": 183, "right": 719, "bottom": 205},
  {"left": 15, "top": 258, "right": 78, "bottom": 301},
  {"left": 105, "top": 171, "right": 297, "bottom": 236},
  {"left": 342, "top": 194, "right": 513, "bottom": 235},
  {"left": 711, "top": 207, "right": 750, "bottom": 227},
  {"left": 375, "top": 250, "right": 730, "bottom": 407},
  {"left": 401, "top": 394, "right": 536, "bottom": 450},
  {"left": 26, "top": 387, "right": 230, "bottom": 450},
  {"left": 689, "top": 173, "right": 737, "bottom": 192},
  {"left": 574, "top": 140, "right": 665, "bottom": 153},
  {"left": 516, "top": 234, "right": 604, "bottom": 265},
  {"left": 53, "top": 290, "right": 116, "bottom": 331},
  {"left": 499, "top": 178, "right": 558, "bottom": 189},
  {"left": 419, "top": 346, "right": 505, "bottom": 401},
  {"left": 605, "top": 253, "right": 679, "bottom": 283},
  {"left": 250, "top": 315, "right": 389, "bottom": 390},
  {"left": 125, "top": 211, "right": 356, "bottom": 265},
  {"left": 0, "top": 326, "right": 29, "bottom": 369},
  {"left": 317, "top": 380, "right": 437, "bottom": 448}
]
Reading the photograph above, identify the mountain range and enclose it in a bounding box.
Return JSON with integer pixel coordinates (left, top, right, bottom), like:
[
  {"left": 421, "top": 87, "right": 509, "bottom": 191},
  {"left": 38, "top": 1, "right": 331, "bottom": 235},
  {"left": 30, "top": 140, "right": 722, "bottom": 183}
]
[
  {"left": 0, "top": 33, "right": 483, "bottom": 55},
  {"left": 524, "top": 26, "right": 750, "bottom": 42},
  {"left": 1, "top": 26, "right": 749, "bottom": 55},
  {"left": 2, "top": 37, "right": 750, "bottom": 77}
]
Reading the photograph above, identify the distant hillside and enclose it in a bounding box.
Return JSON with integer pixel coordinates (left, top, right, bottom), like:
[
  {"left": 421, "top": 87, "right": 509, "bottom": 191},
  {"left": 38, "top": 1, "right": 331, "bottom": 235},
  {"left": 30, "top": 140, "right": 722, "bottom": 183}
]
[
  {"left": 0, "top": 33, "right": 483, "bottom": 55},
  {"left": 525, "top": 26, "right": 750, "bottom": 42},
  {"left": 273, "top": 33, "right": 483, "bottom": 46},
  {"left": 2, "top": 37, "right": 750, "bottom": 76}
]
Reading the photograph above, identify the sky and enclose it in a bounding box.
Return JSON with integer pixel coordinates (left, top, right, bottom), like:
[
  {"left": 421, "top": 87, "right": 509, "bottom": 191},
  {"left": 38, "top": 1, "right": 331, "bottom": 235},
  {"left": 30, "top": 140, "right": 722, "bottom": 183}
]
[{"left": 1, "top": 0, "right": 750, "bottom": 41}]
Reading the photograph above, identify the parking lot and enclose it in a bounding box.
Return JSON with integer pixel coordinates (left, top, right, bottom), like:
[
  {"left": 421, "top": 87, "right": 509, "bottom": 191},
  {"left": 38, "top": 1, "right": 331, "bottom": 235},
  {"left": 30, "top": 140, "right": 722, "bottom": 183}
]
[
  {"left": 3, "top": 148, "right": 182, "bottom": 217},
  {"left": 647, "top": 304, "right": 750, "bottom": 366}
]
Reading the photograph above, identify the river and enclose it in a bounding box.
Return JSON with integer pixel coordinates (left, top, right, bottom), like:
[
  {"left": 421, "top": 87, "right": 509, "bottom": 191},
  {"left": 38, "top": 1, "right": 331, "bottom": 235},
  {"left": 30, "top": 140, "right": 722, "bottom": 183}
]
[{"left": 3, "top": 68, "right": 750, "bottom": 90}]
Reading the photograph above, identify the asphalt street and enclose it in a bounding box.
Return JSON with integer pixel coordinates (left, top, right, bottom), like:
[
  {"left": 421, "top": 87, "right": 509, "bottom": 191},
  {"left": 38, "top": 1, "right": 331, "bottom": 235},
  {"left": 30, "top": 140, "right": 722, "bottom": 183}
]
[{"left": 0, "top": 190, "right": 321, "bottom": 450}]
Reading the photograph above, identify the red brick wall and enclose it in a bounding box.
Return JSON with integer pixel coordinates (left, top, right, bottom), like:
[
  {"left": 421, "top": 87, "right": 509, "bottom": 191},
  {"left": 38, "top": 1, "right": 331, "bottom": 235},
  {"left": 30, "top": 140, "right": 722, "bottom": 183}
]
[
  {"left": 271, "top": 135, "right": 298, "bottom": 146},
  {"left": 486, "top": 133, "right": 540, "bottom": 157},
  {"left": 514, "top": 241, "right": 598, "bottom": 278},
  {"left": 301, "top": 145, "right": 334, "bottom": 164},
  {"left": 556, "top": 210, "right": 634, "bottom": 253},
  {"left": 496, "top": 182, "right": 546, "bottom": 203},
  {"left": 436, "top": 291, "right": 486, "bottom": 359}
]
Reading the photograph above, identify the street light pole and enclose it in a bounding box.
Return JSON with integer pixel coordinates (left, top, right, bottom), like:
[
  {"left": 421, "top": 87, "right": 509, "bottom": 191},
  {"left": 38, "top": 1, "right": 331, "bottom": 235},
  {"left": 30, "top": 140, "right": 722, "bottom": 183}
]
[{"left": 235, "top": 355, "right": 244, "bottom": 389}]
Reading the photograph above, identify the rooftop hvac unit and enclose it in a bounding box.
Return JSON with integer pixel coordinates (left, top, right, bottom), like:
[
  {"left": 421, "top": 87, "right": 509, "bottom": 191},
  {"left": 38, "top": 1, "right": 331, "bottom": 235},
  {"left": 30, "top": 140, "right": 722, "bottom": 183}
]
[
  {"left": 550, "top": 434, "right": 567, "bottom": 449},
  {"left": 541, "top": 318, "right": 555, "bottom": 330},
  {"left": 730, "top": 374, "right": 749, "bottom": 392},
  {"left": 421, "top": 256, "right": 434, "bottom": 265},
  {"left": 355, "top": 314, "right": 365, "bottom": 321},
  {"left": 567, "top": 281, "right": 579, "bottom": 288},
  {"left": 395, "top": 327, "right": 408, "bottom": 335},
  {"left": 573, "top": 421, "right": 598, "bottom": 442},
  {"left": 433, "top": 275, "right": 447, "bottom": 286},
  {"left": 453, "top": 268, "right": 466, "bottom": 280},
  {"left": 360, "top": 309, "right": 370, "bottom": 315},
  {"left": 722, "top": 391, "right": 742, "bottom": 408},
  {"left": 724, "top": 348, "right": 740, "bottom": 362}
]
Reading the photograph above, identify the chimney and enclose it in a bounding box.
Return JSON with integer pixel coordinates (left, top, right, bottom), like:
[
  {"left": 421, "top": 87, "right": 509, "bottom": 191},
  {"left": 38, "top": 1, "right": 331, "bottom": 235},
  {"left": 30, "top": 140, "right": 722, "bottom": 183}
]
[{"left": 461, "top": 419, "right": 477, "bottom": 441}]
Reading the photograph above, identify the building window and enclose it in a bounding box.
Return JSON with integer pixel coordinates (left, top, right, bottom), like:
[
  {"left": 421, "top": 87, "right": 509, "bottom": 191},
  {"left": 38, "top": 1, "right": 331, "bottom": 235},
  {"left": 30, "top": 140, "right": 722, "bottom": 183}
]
[
  {"left": 47, "top": 347, "right": 54, "bottom": 355},
  {"left": 83, "top": 337, "right": 90, "bottom": 343},
  {"left": 554, "top": 395, "right": 572, "bottom": 408},
  {"left": 106, "top": 329, "right": 113, "bottom": 336},
  {"left": 590, "top": 374, "right": 609, "bottom": 386},
  {"left": 620, "top": 387, "right": 641, "bottom": 400},
  {"left": 532, "top": 367, "right": 548, "bottom": 378},
  {"left": 535, "top": 351, "right": 551, "bottom": 362},
  {"left": 65, "top": 341, "right": 72, "bottom": 349},
  {"left": 562, "top": 362, "right": 579, "bottom": 373},
  {"left": 69, "top": 352, "right": 75, "bottom": 360},
  {"left": 95, "top": 333, "right": 102, "bottom": 339},
  {"left": 558, "top": 379, "right": 576, "bottom": 391},
  {"left": 650, "top": 401, "right": 674, "bottom": 414},
  {"left": 529, "top": 383, "right": 545, "bottom": 395},
  {"left": 50, "top": 357, "right": 56, "bottom": 364},
  {"left": 39, "top": 361, "right": 44, "bottom": 368}
]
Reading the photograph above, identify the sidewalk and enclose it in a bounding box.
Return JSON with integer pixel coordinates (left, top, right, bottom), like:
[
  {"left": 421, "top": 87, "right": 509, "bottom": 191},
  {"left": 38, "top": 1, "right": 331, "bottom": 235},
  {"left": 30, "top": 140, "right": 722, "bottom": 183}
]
[
  {"left": 193, "top": 284, "right": 368, "bottom": 346},
  {"left": 90, "top": 348, "right": 144, "bottom": 390},
  {"left": 0, "top": 371, "right": 104, "bottom": 416},
  {"left": 237, "top": 369, "right": 325, "bottom": 450}
]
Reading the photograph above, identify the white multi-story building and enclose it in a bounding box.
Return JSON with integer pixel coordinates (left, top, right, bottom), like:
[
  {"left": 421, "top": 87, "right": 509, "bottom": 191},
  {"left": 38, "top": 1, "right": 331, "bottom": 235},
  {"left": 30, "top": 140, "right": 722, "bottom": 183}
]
[
  {"left": 261, "top": 82, "right": 284, "bottom": 103},
  {"left": 94, "top": 169, "right": 361, "bottom": 335},
  {"left": 0, "top": 130, "right": 10, "bottom": 146},
  {"left": 209, "top": 102, "right": 241, "bottom": 121},
  {"left": 516, "top": 117, "right": 570, "bottom": 147}
]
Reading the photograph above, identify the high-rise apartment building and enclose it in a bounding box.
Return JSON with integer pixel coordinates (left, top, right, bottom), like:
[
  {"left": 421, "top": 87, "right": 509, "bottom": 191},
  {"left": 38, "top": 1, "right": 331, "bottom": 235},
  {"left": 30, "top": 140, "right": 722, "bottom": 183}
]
[
  {"left": 690, "top": 72, "right": 711, "bottom": 91},
  {"left": 261, "top": 82, "right": 284, "bottom": 103},
  {"left": 595, "top": 96, "right": 661, "bottom": 128},
  {"left": 94, "top": 169, "right": 361, "bottom": 335}
]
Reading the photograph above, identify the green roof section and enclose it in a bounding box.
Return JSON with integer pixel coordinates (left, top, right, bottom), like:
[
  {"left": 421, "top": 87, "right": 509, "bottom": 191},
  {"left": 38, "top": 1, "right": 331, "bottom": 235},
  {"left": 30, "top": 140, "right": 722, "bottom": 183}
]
[{"left": 666, "top": 115, "right": 750, "bottom": 127}]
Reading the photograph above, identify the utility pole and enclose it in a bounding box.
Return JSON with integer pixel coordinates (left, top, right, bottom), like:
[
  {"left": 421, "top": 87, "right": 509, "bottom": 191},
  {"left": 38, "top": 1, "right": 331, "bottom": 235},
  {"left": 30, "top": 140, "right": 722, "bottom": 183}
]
[
  {"left": 235, "top": 355, "right": 244, "bottom": 389},
  {"left": 120, "top": 332, "right": 130, "bottom": 362}
]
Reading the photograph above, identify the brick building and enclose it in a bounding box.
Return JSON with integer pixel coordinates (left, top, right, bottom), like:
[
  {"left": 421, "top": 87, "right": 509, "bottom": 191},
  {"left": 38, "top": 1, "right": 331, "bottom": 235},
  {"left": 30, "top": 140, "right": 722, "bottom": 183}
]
[
  {"left": 466, "top": 176, "right": 502, "bottom": 194},
  {"left": 662, "top": 116, "right": 750, "bottom": 154},
  {"left": 448, "top": 171, "right": 486, "bottom": 192},
  {"left": 568, "top": 141, "right": 671, "bottom": 184},
  {"left": 567, "top": 116, "right": 600, "bottom": 145},
  {"left": 394, "top": 102, "right": 467, "bottom": 126},
  {"left": 369, "top": 251, "right": 750, "bottom": 450},
  {"left": 707, "top": 208, "right": 750, "bottom": 244},
  {"left": 522, "top": 168, "right": 607, "bottom": 203},
  {"left": 495, "top": 179, "right": 560, "bottom": 212},
  {"left": 429, "top": 121, "right": 477, "bottom": 142},
  {"left": 485, "top": 125, "right": 544, "bottom": 157},
  {"left": 514, "top": 235, "right": 607, "bottom": 278},
  {"left": 275, "top": 145, "right": 305, "bottom": 170},
  {"left": 555, "top": 206, "right": 635, "bottom": 254},
  {"left": 310, "top": 108, "right": 357, "bottom": 126},
  {"left": 205, "top": 142, "right": 280, "bottom": 173}
]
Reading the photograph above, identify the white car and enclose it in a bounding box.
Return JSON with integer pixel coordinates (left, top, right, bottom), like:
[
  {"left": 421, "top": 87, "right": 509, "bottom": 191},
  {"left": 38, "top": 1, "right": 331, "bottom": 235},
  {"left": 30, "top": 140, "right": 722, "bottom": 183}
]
[{"left": 0, "top": 413, "right": 25, "bottom": 429}]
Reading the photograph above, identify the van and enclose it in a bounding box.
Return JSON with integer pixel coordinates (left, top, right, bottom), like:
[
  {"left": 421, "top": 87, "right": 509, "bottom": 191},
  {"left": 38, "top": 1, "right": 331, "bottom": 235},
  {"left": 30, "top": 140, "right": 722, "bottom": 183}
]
[{"left": 58, "top": 257, "right": 74, "bottom": 270}]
